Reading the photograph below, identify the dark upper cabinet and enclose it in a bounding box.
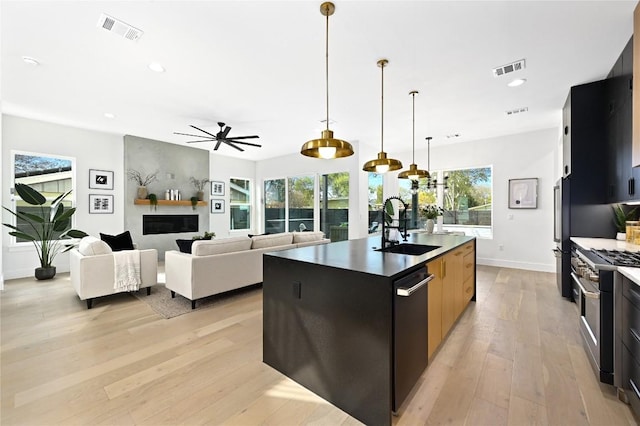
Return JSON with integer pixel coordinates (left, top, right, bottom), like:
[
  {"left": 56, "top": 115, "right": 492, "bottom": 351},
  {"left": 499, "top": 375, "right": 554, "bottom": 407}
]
[{"left": 606, "top": 37, "right": 636, "bottom": 203}]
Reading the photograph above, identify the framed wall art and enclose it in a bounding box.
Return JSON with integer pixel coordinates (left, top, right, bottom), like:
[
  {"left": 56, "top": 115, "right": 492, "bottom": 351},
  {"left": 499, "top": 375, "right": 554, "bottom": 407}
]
[
  {"left": 89, "top": 169, "right": 114, "bottom": 190},
  {"left": 89, "top": 194, "right": 114, "bottom": 214},
  {"left": 211, "top": 181, "right": 225, "bottom": 196},
  {"left": 508, "top": 178, "right": 538, "bottom": 209},
  {"left": 211, "top": 199, "right": 225, "bottom": 214}
]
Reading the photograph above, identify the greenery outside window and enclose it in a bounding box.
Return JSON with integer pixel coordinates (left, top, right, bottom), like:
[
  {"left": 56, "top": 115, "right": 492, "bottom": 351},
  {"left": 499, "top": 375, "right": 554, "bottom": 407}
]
[
  {"left": 229, "top": 178, "right": 252, "bottom": 231},
  {"left": 288, "top": 176, "right": 315, "bottom": 232},
  {"left": 441, "top": 166, "right": 492, "bottom": 237},
  {"left": 264, "top": 178, "right": 286, "bottom": 234},
  {"left": 11, "top": 151, "right": 75, "bottom": 243},
  {"left": 320, "top": 172, "right": 349, "bottom": 242},
  {"left": 367, "top": 173, "right": 384, "bottom": 233}
]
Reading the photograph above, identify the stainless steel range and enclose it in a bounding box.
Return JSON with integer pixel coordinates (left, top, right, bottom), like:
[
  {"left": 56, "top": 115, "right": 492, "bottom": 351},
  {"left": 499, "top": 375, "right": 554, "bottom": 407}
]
[{"left": 592, "top": 249, "right": 640, "bottom": 268}]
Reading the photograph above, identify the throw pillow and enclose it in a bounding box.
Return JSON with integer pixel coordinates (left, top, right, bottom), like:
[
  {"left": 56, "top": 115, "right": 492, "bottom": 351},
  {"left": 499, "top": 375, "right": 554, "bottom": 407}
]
[
  {"left": 100, "top": 231, "right": 135, "bottom": 251},
  {"left": 78, "top": 236, "right": 113, "bottom": 256},
  {"left": 176, "top": 239, "right": 195, "bottom": 254}
]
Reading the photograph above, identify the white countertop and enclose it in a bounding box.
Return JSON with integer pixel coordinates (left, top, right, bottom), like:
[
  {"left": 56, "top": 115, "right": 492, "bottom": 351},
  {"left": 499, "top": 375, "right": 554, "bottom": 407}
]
[
  {"left": 570, "top": 237, "right": 640, "bottom": 252},
  {"left": 619, "top": 267, "right": 640, "bottom": 285}
]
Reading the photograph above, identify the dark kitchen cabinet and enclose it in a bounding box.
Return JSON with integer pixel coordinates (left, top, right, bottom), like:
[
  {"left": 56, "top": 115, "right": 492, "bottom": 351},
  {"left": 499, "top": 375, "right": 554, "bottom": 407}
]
[
  {"left": 606, "top": 37, "right": 636, "bottom": 203},
  {"left": 620, "top": 274, "right": 640, "bottom": 417}
]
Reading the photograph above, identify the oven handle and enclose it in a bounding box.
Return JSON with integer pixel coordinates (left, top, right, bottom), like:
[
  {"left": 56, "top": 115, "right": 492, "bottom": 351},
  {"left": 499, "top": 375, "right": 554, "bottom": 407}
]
[
  {"left": 630, "top": 378, "right": 640, "bottom": 400},
  {"left": 571, "top": 272, "right": 600, "bottom": 299}
]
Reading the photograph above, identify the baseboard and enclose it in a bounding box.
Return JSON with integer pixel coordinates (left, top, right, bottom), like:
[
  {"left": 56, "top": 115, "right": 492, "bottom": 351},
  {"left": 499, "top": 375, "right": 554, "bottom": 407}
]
[
  {"left": 477, "top": 257, "right": 555, "bottom": 273},
  {"left": 4, "top": 266, "right": 70, "bottom": 281}
]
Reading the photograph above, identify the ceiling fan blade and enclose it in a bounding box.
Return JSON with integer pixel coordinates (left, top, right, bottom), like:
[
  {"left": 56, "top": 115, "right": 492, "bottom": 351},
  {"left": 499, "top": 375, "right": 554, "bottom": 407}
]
[
  {"left": 213, "top": 140, "right": 222, "bottom": 151},
  {"left": 174, "top": 132, "right": 211, "bottom": 138},
  {"left": 226, "top": 135, "right": 259, "bottom": 140},
  {"left": 185, "top": 139, "right": 216, "bottom": 144},
  {"left": 224, "top": 141, "right": 245, "bottom": 152},
  {"left": 227, "top": 140, "right": 262, "bottom": 147},
  {"left": 221, "top": 126, "right": 232, "bottom": 139},
  {"left": 190, "top": 125, "right": 218, "bottom": 139}
]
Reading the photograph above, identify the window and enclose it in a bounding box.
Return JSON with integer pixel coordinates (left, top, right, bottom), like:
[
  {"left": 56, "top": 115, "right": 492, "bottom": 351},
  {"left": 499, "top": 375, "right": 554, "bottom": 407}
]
[
  {"left": 441, "top": 166, "right": 492, "bottom": 237},
  {"left": 264, "top": 178, "right": 286, "bottom": 234},
  {"left": 320, "top": 172, "right": 349, "bottom": 242},
  {"left": 288, "top": 175, "right": 314, "bottom": 232},
  {"left": 12, "top": 151, "right": 75, "bottom": 243},
  {"left": 229, "top": 178, "right": 252, "bottom": 231},
  {"left": 368, "top": 173, "right": 384, "bottom": 233},
  {"left": 399, "top": 178, "right": 436, "bottom": 229}
]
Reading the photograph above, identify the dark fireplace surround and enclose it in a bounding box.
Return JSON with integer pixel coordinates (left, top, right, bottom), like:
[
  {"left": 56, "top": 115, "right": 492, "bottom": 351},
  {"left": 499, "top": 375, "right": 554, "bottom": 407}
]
[{"left": 143, "top": 215, "right": 198, "bottom": 235}]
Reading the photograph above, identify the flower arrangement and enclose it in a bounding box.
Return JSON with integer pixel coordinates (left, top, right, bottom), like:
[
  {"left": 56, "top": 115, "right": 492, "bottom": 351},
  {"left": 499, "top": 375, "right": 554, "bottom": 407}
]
[
  {"left": 421, "top": 204, "right": 444, "bottom": 220},
  {"left": 127, "top": 169, "right": 158, "bottom": 186},
  {"left": 189, "top": 177, "right": 210, "bottom": 191}
]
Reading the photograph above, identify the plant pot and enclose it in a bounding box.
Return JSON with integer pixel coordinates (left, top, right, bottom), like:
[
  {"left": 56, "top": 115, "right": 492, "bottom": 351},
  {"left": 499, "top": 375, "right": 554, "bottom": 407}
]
[
  {"left": 197, "top": 190, "right": 205, "bottom": 201},
  {"left": 617, "top": 232, "right": 626, "bottom": 241},
  {"left": 137, "top": 186, "right": 148, "bottom": 200},
  {"left": 425, "top": 219, "right": 435, "bottom": 234},
  {"left": 35, "top": 266, "right": 56, "bottom": 280}
]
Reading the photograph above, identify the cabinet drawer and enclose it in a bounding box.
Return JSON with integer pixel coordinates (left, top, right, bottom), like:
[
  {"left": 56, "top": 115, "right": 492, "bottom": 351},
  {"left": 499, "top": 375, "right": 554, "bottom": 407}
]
[
  {"left": 462, "top": 242, "right": 474, "bottom": 253},
  {"left": 623, "top": 289, "right": 640, "bottom": 359},
  {"left": 623, "top": 278, "right": 640, "bottom": 312},
  {"left": 463, "top": 252, "right": 475, "bottom": 281},
  {"left": 622, "top": 342, "right": 640, "bottom": 416},
  {"left": 463, "top": 276, "right": 474, "bottom": 304}
]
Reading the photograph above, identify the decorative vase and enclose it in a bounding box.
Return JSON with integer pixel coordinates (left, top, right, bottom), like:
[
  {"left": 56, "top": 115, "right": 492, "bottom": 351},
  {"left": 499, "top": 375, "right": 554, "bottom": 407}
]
[
  {"left": 426, "top": 219, "right": 435, "bottom": 234},
  {"left": 617, "top": 232, "right": 626, "bottom": 241},
  {"left": 137, "top": 186, "right": 148, "bottom": 200},
  {"left": 197, "top": 190, "right": 205, "bottom": 201},
  {"left": 35, "top": 266, "right": 56, "bottom": 280}
]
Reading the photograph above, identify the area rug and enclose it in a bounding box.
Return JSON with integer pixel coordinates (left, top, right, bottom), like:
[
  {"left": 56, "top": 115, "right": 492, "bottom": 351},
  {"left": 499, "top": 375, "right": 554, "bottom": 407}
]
[{"left": 132, "top": 282, "right": 261, "bottom": 319}]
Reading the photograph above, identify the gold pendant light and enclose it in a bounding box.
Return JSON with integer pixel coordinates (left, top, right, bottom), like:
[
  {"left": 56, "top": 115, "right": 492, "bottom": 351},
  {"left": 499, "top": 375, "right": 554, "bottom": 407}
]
[
  {"left": 362, "top": 59, "right": 403, "bottom": 173},
  {"left": 399, "top": 91, "right": 429, "bottom": 180},
  {"left": 300, "top": 2, "right": 354, "bottom": 159}
]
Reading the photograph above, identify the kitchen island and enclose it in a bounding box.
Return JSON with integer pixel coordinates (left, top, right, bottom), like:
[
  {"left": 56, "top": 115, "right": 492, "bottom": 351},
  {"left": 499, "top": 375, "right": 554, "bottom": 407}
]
[{"left": 262, "top": 233, "right": 476, "bottom": 426}]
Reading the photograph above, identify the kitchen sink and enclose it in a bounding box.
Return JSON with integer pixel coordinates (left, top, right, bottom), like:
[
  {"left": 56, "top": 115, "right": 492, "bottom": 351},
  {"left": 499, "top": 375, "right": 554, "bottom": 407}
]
[{"left": 377, "top": 243, "right": 441, "bottom": 256}]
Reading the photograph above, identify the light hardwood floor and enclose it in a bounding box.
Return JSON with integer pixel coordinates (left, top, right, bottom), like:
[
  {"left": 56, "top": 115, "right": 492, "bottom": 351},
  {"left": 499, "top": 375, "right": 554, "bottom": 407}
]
[{"left": 1, "top": 265, "right": 637, "bottom": 425}]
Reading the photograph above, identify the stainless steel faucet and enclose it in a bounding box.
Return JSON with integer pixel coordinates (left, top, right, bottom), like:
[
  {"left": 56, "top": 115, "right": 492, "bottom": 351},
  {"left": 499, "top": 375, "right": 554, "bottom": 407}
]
[{"left": 381, "top": 196, "right": 409, "bottom": 248}]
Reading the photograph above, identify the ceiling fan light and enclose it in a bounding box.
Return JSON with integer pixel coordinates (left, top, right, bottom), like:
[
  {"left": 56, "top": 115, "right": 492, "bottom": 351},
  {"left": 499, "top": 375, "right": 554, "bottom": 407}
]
[
  {"left": 362, "top": 151, "right": 403, "bottom": 173},
  {"left": 300, "top": 129, "right": 354, "bottom": 159}
]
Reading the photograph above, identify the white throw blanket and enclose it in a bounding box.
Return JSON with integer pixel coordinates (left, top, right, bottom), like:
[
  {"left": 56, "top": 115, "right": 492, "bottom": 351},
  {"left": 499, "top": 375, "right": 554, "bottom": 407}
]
[{"left": 113, "top": 250, "right": 141, "bottom": 292}]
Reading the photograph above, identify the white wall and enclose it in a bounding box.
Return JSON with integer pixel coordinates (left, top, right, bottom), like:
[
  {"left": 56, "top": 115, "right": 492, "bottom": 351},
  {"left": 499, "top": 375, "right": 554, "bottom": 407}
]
[
  {"left": 393, "top": 127, "right": 559, "bottom": 272},
  {"left": 2, "top": 115, "right": 124, "bottom": 279}
]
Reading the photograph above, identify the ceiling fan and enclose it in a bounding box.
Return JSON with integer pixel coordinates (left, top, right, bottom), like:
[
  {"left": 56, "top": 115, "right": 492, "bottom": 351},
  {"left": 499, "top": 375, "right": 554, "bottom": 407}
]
[{"left": 174, "top": 122, "right": 261, "bottom": 152}]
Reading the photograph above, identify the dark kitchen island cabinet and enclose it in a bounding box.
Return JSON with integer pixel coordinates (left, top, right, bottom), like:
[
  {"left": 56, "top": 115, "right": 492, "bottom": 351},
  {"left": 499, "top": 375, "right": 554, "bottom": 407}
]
[{"left": 262, "top": 234, "right": 475, "bottom": 426}]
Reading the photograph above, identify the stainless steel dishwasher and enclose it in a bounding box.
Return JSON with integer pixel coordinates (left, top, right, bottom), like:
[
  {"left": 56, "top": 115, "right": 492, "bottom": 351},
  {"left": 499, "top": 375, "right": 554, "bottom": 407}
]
[{"left": 393, "top": 267, "right": 434, "bottom": 412}]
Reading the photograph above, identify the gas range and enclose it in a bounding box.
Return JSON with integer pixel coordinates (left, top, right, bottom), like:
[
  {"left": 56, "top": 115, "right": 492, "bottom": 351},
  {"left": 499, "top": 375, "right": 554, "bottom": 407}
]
[{"left": 592, "top": 249, "right": 640, "bottom": 267}]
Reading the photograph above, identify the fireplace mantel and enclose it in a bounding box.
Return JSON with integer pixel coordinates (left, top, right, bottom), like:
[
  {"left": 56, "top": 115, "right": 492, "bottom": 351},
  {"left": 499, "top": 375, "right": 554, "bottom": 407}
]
[{"left": 134, "top": 199, "right": 207, "bottom": 207}]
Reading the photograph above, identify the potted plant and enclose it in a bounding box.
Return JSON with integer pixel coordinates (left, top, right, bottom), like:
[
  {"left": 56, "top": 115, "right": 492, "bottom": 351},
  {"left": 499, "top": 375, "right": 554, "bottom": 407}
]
[
  {"left": 148, "top": 193, "right": 158, "bottom": 211},
  {"left": 190, "top": 196, "right": 199, "bottom": 210},
  {"left": 127, "top": 169, "right": 158, "bottom": 200},
  {"left": 2, "top": 183, "right": 87, "bottom": 280},
  {"left": 421, "top": 204, "right": 443, "bottom": 234},
  {"left": 189, "top": 177, "right": 210, "bottom": 201},
  {"left": 613, "top": 204, "right": 638, "bottom": 241}
]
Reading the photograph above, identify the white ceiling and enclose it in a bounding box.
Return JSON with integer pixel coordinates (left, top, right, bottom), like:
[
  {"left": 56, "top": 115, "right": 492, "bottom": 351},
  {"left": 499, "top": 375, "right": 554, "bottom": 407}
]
[{"left": 1, "top": 1, "right": 636, "bottom": 162}]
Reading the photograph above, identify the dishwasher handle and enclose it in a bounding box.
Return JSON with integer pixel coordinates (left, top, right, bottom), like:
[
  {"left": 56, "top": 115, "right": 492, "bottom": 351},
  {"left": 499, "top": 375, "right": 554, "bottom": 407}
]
[{"left": 396, "top": 274, "right": 435, "bottom": 297}]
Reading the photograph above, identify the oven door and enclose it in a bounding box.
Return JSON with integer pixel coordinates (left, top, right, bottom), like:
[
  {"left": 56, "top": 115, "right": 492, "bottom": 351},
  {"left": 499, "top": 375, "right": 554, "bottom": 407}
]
[{"left": 573, "top": 272, "right": 601, "bottom": 367}]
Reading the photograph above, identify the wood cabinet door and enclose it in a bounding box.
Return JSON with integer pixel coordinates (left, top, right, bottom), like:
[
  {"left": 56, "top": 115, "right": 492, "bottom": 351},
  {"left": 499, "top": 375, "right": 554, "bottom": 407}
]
[
  {"left": 441, "top": 253, "right": 456, "bottom": 339},
  {"left": 427, "top": 258, "right": 443, "bottom": 359},
  {"left": 463, "top": 251, "right": 475, "bottom": 306},
  {"left": 451, "top": 249, "right": 465, "bottom": 318}
]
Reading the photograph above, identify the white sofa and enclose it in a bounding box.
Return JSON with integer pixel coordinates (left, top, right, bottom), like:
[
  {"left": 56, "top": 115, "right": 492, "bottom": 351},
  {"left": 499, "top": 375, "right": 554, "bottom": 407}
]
[
  {"left": 165, "top": 231, "right": 330, "bottom": 308},
  {"left": 69, "top": 236, "right": 158, "bottom": 309}
]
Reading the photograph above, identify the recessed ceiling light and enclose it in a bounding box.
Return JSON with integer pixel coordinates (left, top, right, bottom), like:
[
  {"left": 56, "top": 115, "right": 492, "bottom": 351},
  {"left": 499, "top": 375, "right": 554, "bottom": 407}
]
[
  {"left": 508, "top": 78, "right": 527, "bottom": 87},
  {"left": 104, "top": 112, "right": 116, "bottom": 119},
  {"left": 22, "top": 56, "right": 39, "bottom": 66},
  {"left": 148, "top": 62, "right": 165, "bottom": 73}
]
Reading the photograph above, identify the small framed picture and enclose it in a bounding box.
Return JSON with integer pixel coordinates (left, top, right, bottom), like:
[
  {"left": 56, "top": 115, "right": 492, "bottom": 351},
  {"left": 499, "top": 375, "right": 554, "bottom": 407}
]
[
  {"left": 89, "top": 169, "right": 114, "bottom": 190},
  {"left": 211, "top": 199, "right": 225, "bottom": 214},
  {"left": 509, "top": 178, "right": 538, "bottom": 209},
  {"left": 89, "top": 194, "right": 114, "bottom": 214},
  {"left": 211, "top": 181, "right": 225, "bottom": 196}
]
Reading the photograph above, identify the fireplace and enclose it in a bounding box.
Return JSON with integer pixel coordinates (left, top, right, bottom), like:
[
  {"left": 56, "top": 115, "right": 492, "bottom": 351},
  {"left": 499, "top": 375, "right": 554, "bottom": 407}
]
[{"left": 143, "top": 215, "right": 198, "bottom": 235}]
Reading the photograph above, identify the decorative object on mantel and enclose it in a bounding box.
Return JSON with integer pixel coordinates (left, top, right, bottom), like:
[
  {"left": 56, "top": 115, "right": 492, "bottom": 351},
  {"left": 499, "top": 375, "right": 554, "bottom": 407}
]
[
  {"left": 398, "top": 91, "right": 429, "bottom": 180},
  {"left": 126, "top": 169, "right": 158, "bottom": 200},
  {"left": 300, "top": 1, "right": 354, "bottom": 160},
  {"left": 189, "top": 177, "right": 210, "bottom": 201},
  {"left": 613, "top": 204, "right": 638, "bottom": 241},
  {"left": 88, "top": 169, "right": 114, "bottom": 190},
  {"left": 148, "top": 193, "right": 158, "bottom": 211},
  {"left": 174, "top": 122, "right": 261, "bottom": 152},
  {"left": 421, "top": 204, "right": 443, "bottom": 234},
  {"left": 190, "top": 197, "right": 198, "bottom": 210},
  {"left": 362, "top": 59, "right": 403, "bottom": 173},
  {"left": 2, "top": 183, "right": 87, "bottom": 280}
]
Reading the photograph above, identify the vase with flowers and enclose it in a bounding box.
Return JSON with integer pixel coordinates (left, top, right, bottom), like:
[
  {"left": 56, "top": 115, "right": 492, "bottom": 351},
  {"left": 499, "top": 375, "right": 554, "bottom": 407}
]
[
  {"left": 189, "top": 177, "right": 210, "bottom": 201},
  {"left": 421, "top": 204, "right": 444, "bottom": 234},
  {"left": 127, "top": 169, "right": 159, "bottom": 200}
]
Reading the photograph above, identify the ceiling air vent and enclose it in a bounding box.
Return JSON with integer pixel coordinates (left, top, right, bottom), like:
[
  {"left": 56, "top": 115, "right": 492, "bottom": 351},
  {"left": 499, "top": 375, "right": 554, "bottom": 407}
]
[
  {"left": 493, "top": 59, "right": 526, "bottom": 77},
  {"left": 97, "top": 13, "right": 143, "bottom": 41},
  {"left": 505, "top": 107, "right": 529, "bottom": 116}
]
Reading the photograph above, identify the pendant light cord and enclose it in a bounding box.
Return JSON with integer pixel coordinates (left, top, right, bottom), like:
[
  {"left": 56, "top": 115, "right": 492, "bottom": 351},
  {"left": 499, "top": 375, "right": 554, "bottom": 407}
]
[
  {"left": 412, "top": 92, "right": 416, "bottom": 164},
  {"left": 325, "top": 7, "right": 330, "bottom": 131},
  {"left": 381, "top": 63, "right": 384, "bottom": 152}
]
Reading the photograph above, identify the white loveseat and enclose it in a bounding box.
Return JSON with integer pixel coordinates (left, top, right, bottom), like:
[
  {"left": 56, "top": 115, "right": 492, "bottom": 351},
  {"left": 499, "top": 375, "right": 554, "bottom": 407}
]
[
  {"left": 165, "top": 231, "right": 330, "bottom": 308},
  {"left": 69, "top": 236, "right": 158, "bottom": 309}
]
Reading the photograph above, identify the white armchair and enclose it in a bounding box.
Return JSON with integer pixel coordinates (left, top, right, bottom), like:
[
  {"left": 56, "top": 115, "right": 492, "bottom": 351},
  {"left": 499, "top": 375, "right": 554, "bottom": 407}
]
[{"left": 69, "top": 237, "right": 158, "bottom": 309}]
